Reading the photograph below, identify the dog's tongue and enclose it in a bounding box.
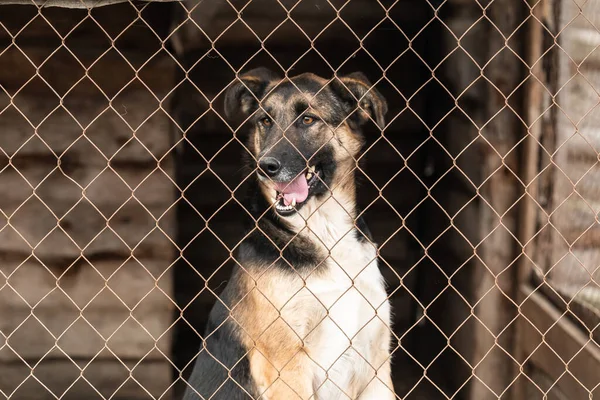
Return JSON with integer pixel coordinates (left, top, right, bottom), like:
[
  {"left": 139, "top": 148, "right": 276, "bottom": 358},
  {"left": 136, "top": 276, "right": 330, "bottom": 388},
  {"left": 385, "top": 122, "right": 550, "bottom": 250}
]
[{"left": 274, "top": 174, "right": 309, "bottom": 206}]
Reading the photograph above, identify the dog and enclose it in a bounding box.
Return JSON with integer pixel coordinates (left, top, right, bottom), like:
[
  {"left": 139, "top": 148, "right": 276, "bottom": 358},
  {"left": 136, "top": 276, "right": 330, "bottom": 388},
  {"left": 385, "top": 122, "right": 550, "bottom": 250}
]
[{"left": 183, "top": 68, "right": 394, "bottom": 400}]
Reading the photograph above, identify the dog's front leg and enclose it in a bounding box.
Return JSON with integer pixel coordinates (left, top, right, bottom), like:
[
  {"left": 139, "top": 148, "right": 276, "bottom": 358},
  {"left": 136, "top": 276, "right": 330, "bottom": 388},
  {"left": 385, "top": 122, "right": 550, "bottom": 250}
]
[
  {"left": 357, "top": 360, "right": 395, "bottom": 400},
  {"left": 250, "top": 347, "right": 315, "bottom": 400}
]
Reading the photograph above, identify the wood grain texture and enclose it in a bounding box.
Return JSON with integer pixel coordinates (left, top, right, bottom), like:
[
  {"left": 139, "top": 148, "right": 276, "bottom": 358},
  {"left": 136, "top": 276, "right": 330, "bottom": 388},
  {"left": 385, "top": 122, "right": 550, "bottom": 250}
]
[
  {"left": 519, "top": 285, "right": 600, "bottom": 398},
  {"left": 0, "top": 9, "right": 176, "bottom": 395},
  {"left": 0, "top": 359, "right": 172, "bottom": 400},
  {"left": 462, "top": 0, "right": 525, "bottom": 398}
]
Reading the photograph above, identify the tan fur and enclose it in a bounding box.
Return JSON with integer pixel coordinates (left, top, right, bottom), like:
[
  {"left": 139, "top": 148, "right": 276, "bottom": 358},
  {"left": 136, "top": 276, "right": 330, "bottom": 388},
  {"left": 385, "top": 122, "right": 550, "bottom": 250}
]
[
  {"left": 233, "top": 269, "right": 319, "bottom": 399},
  {"left": 233, "top": 250, "right": 394, "bottom": 399}
]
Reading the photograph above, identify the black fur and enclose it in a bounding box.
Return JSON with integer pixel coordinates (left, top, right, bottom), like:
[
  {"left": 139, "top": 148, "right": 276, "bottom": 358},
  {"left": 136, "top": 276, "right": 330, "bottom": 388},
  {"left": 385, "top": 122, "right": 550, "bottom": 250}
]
[
  {"left": 182, "top": 276, "right": 255, "bottom": 400},
  {"left": 354, "top": 214, "right": 374, "bottom": 243},
  {"left": 240, "top": 178, "right": 326, "bottom": 272},
  {"left": 330, "top": 71, "right": 388, "bottom": 129},
  {"left": 224, "top": 67, "right": 281, "bottom": 121}
]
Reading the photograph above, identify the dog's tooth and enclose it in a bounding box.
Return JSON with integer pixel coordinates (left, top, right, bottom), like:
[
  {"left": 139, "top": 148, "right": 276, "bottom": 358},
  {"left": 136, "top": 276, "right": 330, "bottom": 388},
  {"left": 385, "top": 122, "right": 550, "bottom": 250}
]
[
  {"left": 306, "top": 172, "right": 313, "bottom": 180},
  {"left": 308, "top": 166, "right": 315, "bottom": 174},
  {"left": 291, "top": 198, "right": 297, "bottom": 207}
]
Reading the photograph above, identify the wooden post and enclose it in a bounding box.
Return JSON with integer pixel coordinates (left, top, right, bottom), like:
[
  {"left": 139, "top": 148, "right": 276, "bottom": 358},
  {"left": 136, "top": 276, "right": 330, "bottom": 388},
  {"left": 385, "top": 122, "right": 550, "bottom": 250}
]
[
  {"left": 468, "top": 1, "right": 526, "bottom": 398},
  {"left": 513, "top": 1, "right": 555, "bottom": 399}
]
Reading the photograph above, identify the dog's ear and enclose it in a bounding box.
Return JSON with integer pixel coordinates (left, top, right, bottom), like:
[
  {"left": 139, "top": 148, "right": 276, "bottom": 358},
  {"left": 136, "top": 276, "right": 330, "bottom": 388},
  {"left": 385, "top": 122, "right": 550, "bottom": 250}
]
[
  {"left": 332, "top": 72, "right": 388, "bottom": 129},
  {"left": 224, "top": 67, "right": 281, "bottom": 121}
]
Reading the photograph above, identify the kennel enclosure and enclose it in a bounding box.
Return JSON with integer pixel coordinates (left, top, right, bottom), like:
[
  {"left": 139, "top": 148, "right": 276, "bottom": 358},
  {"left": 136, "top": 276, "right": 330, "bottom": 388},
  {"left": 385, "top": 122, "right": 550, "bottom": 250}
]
[{"left": 0, "top": 0, "right": 599, "bottom": 399}]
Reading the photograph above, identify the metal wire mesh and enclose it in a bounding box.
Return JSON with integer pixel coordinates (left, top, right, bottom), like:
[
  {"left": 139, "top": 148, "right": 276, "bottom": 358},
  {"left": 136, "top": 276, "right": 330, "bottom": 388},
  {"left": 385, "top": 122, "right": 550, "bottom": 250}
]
[{"left": 0, "top": 0, "right": 599, "bottom": 399}]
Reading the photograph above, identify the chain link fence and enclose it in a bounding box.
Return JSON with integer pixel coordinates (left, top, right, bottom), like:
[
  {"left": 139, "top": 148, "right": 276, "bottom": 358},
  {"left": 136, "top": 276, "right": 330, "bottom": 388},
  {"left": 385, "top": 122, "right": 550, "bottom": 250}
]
[{"left": 0, "top": 0, "right": 598, "bottom": 399}]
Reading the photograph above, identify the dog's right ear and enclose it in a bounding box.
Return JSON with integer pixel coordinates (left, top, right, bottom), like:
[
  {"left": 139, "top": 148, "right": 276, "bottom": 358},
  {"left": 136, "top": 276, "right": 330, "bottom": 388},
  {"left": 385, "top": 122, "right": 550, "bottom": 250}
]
[
  {"left": 331, "top": 72, "right": 387, "bottom": 129},
  {"left": 224, "top": 67, "right": 281, "bottom": 121}
]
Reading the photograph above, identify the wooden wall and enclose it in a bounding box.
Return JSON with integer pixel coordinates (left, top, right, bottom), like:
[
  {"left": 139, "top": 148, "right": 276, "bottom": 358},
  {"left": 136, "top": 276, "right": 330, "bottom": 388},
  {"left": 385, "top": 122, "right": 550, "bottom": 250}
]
[
  {"left": 519, "top": 0, "right": 600, "bottom": 397},
  {"left": 548, "top": 0, "right": 600, "bottom": 339},
  {"left": 0, "top": 4, "right": 176, "bottom": 399}
]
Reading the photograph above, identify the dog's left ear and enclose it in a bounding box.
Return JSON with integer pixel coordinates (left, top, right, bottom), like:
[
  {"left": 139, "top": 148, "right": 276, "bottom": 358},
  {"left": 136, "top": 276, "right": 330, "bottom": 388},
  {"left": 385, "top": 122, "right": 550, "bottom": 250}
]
[
  {"left": 224, "top": 67, "right": 281, "bottom": 122},
  {"left": 332, "top": 72, "right": 388, "bottom": 129}
]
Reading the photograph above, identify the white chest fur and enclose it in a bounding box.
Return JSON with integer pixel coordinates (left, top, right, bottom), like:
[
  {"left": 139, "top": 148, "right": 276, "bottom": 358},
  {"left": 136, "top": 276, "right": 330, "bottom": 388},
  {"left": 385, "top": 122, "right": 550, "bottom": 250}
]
[{"left": 275, "top": 197, "right": 393, "bottom": 399}]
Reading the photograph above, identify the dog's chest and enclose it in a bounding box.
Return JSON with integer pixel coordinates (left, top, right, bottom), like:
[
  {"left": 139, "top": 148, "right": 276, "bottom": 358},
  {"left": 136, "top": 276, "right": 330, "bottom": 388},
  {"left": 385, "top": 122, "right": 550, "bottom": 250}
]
[
  {"left": 276, "top": 235, "right": 391, "bottom": 397},
  {"left": 248, "top": 203, "right": 392, "bottom": 398}
]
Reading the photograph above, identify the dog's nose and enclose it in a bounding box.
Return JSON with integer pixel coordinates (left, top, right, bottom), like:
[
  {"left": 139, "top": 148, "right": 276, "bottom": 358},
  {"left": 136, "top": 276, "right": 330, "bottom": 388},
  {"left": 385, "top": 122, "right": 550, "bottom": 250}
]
[{"left": 259, "top": 157, "right": 281, "bottom": 177}]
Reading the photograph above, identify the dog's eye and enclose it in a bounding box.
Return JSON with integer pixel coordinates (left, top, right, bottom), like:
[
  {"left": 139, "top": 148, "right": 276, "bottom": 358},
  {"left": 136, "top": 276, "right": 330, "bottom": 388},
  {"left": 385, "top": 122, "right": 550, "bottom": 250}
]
[
  {"left": 261, "top": 117, "right": 272, "bottom": 127},
  {"left": 302, "top": 116, "right": 317, "bottom": 126}
]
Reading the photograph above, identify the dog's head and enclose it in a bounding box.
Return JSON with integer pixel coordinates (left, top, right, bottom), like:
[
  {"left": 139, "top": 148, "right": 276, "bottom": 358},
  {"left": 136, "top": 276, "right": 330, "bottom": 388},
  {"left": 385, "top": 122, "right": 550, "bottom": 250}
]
[{"left": 224, "top": 68, "right": 387, "bottom": 217}]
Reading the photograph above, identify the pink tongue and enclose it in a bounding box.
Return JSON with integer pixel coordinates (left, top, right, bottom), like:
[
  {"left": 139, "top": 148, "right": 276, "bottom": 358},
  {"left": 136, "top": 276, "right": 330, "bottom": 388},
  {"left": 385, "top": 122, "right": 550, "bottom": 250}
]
[{"left": 274, "top": 174, "right": 309, "bottom": 206}]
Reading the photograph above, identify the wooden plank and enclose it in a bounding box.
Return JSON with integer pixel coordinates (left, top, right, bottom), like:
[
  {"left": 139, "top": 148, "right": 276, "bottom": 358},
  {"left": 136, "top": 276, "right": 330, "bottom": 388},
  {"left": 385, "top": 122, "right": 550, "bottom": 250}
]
[
  {"left": 0, "top": 193, "right": 175, "bottom": 263},
  {"left": 0, "top": 167, "right": 175, "bottom": 209},
  {"left": 466, "top": 0, "right": 527, "bottom": 396},
  {"left": 519, "top": 284, "right": 600, "bottom": 398},
  {"left": 0, "top": 48, "right": 175, "bottom": 97},
  {"left": 519, "top": 0, "right": 551, "bottom": 283},
  {"left": 0, "top": 360, "right": 172, "bottom": 400},
  {"left": 0, "top": 308, "right": 174, "bottom": 360},
  {"left": 0, "top": 259, "right": 173, "bottom": 360},
  {"left": 513, "top": 3, "right": 554, "bottom": 399},
  {"left": 527, "top": 366, "right": 571, "bottom": 400},
  {"left": 0, "top": 91, "right": 174, "bottom": 159}
]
